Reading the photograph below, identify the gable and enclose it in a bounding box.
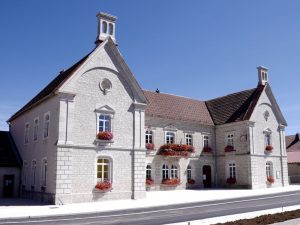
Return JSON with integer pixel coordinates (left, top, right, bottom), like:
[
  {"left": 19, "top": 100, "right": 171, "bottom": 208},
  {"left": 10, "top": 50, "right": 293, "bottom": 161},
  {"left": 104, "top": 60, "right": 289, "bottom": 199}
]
[{"left": 249, "top": 84, "right": 287, "bottom": 126}]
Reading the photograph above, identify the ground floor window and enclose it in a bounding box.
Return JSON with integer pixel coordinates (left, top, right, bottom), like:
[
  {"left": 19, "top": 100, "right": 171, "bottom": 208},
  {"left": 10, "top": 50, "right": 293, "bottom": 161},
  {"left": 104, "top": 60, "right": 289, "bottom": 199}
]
[
  {"left": 228, "top": 162, "right": 236, "bottom": 179},
  {"left": 266, "top": 162, "right": 273, "bottom": 177},
  {"left": 97, "top": 158, "right": 111, "bottom": 182},
  {"left": 171, "top": 165, "right": 178, "bottom": 179},
  {"left": 187, "top": 165, "right": 192, "bottom": 180},
  {"left": 162, "top": 164, "right": 169, "bottom": 180},
  {"left": 162, "top": 164, "right": 179, "bottom": 180},
  {"left": 146, "top": 165, "right": 152, "bottom": 179},
  {"left": 41, "top": 159, "right": 47, "bottom": 187}
]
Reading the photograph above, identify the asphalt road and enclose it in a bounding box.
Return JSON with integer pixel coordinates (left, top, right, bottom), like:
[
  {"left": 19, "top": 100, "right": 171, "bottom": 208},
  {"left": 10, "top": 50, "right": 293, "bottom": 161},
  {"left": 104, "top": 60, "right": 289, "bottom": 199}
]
[{"left": 2, "top": 190, "right": 300, "bottom": 225}]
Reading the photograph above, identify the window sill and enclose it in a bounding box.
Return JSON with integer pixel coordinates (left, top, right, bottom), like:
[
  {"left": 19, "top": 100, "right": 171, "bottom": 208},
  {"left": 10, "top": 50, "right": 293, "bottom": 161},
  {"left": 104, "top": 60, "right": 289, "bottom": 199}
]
[{"left": 94, "top": 139, "right": 114, "bottom": 146}]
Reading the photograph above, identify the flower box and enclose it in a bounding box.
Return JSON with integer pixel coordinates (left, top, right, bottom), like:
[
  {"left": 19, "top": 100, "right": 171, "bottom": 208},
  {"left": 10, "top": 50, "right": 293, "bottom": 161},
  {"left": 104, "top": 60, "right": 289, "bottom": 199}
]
[
  {"left": 187, "top": 179, "right": 195, "bottom": 185},
  {"left": 146, "top": 178, "right": 154, "bottom": 186},
  {"left": 146, "top": 143, "right": 155, "bottom": 150},
  {"left": 161, "top": 178, "right": 180, "bottom": 186},
  {"left": 224, "top": 145, "right": 235, "bottom": 152},
  {"left": 94, "top": 181, "right": 112, "bottom": 192},
  {"left": 265, "top": 145, "right": 273, "bottom": 152},
  {"left": 97, "top": 131, "right": 113, "bottom": 141},
  {"left": 203, "top": 147, "right": 212, "bottom": 153},
  {"left": 226, "top": 177, "right": 236, "bottom": 185},
  {"left": 158, "top": 144, "right": 194, "bottom": 157},
  {"left": 267, "top": 176, "right": 274, "bottom": 184}
]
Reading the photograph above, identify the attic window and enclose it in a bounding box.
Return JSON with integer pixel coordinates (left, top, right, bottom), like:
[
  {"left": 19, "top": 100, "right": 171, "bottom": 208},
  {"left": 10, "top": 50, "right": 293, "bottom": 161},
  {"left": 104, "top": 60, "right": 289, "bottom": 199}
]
[{"left": 100, "top": 78, "right": 112, "bottom": 95}]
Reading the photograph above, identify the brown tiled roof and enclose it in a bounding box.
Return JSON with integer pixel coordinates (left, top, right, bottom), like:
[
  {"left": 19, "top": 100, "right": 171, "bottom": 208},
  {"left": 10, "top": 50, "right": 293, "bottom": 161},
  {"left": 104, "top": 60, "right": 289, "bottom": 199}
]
[
  {"left": 0, "top": 131, "right": 21, "bottom": 167},
  {"left": 205, "top": 85, "right": 264, "bottom": 125},
  {"left": 8, "top": 52, "right": 92, "bottom": 122},
  {"left": 143, "top": 90, "right": 214, "bottom": 125}
]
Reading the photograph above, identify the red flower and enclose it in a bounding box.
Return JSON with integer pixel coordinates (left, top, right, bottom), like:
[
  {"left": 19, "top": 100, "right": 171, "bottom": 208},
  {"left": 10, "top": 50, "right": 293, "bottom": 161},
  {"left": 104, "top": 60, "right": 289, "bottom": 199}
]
[
  {"left": 187, "top": 179, "right": 195, "bottom": 185},
  {"left": 146, "top": 143, "right": 155, "bottom": 150},
  {"left": 146, "top": 178, "right": 154, "bottom": 186},
  {"left": 203, "top": 147, "right": 212, "bottom": 153},
  {"left": 161, "top": 178, "right": 180, "bottom": 186},
  {"left": 224, "top": 145, "right": 235, "bottom": 152},
  {"left": 97, "top": 131, "right": 113, "bottom": 140},
  {"left": 226, "top": 177, "right": 236, "bottom": 184},
  {"left": 265, "top": 145, "right": 273, "bottom": 151},
  {"left": 267, "top": 176, "right": 274, "bottom": 183},
  {"left": 95, "top": 181, "right": 112, "bottom": 190},
  {"left": 158, "top": 144, "right": 193, "bottom": 157}
]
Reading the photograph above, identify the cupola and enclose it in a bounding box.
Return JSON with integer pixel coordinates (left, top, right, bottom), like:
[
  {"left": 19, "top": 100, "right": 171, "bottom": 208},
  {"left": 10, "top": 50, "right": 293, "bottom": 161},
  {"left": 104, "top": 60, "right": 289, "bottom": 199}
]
[
  {"left": 257, "top": 66, "right": 268, "bottom": 86},
  {"left": 95, "top": 12, "right": 117, "bottom": 45}
]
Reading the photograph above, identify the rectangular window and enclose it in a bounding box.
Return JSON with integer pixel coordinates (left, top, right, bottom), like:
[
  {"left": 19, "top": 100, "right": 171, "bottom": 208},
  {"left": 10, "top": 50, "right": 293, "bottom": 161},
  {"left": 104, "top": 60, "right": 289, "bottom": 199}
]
[
  {"left": 43, "top": 113, "right": 50, "bottom": 138},
  {"left": 99, "top": 115, "right": 111, "bottom": 132},
  {"left": 187, "top": 165, "right": 192, "bottom": 180},
  {"left": 266, "top": 162, "right": 272, "bottom": 177},
  {"left": 185, "top": 134, "right": 193, "bottom": 146},
  {"left": 33, "top": 118, "right": 39, "bottom": 141},
  {"left": 22, "top": 161, "right": 27, "bottom": 185},
  {"left": 97, "top": 158, "right": 110, "bottom": 182},
  {"left": 165, "top": 132, "right": 175, "bottom": 144},
  {"left": 24, "top": 123, "right": 30, "bottom": 144},
  {"left": 227, "top": 134, "right": 234, "bottom": 147},
  {"left": 145, "top": 130, "right": 153, "bottom": 144},
  {"left": 229, "top": 163, "right": 236, "bottom": 179},
  {"left": 146, "top": 165, "right": 152, "bottom": 179},
  {"left": 203, "top": 135, "right": 209, "bottom": 148},
  {"left": 265, "top": 133, "right": 271, "bottom": 146}
]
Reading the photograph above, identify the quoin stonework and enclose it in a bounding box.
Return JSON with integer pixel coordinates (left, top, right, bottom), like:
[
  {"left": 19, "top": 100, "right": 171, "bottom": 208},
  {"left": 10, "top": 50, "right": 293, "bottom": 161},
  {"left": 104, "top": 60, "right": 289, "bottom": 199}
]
[{"left": 1, "top": 12, "right": 289, "bottom": 204}]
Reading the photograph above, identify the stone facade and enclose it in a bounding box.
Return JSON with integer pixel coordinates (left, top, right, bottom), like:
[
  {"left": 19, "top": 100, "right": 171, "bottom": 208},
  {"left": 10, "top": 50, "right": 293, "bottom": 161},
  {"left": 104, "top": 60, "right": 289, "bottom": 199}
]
[{"left": 6, "top": 12, "right": 289, "bottom": 204}]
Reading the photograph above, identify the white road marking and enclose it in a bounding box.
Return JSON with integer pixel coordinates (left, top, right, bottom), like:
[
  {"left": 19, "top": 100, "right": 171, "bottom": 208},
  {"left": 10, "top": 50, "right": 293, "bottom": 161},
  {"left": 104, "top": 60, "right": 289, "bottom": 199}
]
[{"left": 2, "top": 192, "right": 300, "bottom": 224}]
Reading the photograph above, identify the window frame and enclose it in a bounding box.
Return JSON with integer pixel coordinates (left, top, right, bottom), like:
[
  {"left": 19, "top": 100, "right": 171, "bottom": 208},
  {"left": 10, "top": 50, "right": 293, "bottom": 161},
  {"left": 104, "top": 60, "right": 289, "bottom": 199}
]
[
  {"left": 145, "top": 130, "right": 153, "bottom": 144},
  {"left": 96, "top": 158, "right": 112, "bottom": 183},
  {"left": 266, "top": 161, "right": 273, "bottom": 178},
  {"left": 41, "top": 158, "right": 47, "bottom": 187},
  {"left": 264, "top": 129, "right": 272, "bottom": 146},
  {"left": 146, "top": 164, "right": 152, "bottom": 179},
  {"left": 98, "top": 114, "right": 112, "bottom": 132},
  {"left": 226, "top": 132, "right": 234, "bottom": 147},
  {"left": 33, "top": 117, "right": 39, "bottom": 141},
  {"left": 31, "top": 160, "right": 37, "bottom": 187},
  {"left": 228, "top": 162, "right": 236, "bottom": 179},
  {"left": 203, "top": 135, "right": 209, "bottom": 148},
  {"left": 171, "top": 165, "right": 178, "bottom": 179},
  {"left": 165, "top": 132, "right": 175, "bottom": 144},
  {"left": 185, "top": 133, "right": 193, "bottom": 146},
  {"left": 24, "top": 122, "right": 30, "bottom": 144},
  {"left": 187, "top": 165, "right": 192, "bottom": 180},
  {"left": 22, "top": 161, "right": 28, "bottom": 186},
  {"left": 43, "top": 112, "right": 50, "bottom": 139},
  {"left": 162, "top": 164, "right": 169, "bottom": 180}
]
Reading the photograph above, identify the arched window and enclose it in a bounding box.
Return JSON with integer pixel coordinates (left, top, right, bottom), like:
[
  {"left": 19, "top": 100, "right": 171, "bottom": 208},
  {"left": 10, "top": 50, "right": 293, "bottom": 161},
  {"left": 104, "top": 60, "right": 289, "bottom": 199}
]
[
  {"left": 146, "top": 165, "right": 152, "bottom": 179},
  {"left": 41, "top": 159, "right": 47, "bottom": 187},
  {"left": 162, "top": 164, "right": 169, "bottom": 180},
  {"left": 108, "top": 23, "right": 114, "bottom": 35},
  {"left": 228, "top": 162, "right": 236, "bottom": 179},
  {"left": 102, "top": 21, "right": 107, "bottom": 33},
  {"left": 264, "top": 129, "right": 272, "bottom": 146},
  {"left": 99, "top": 115, "right": 111, "bottom": 132},
  {"left": 165, "top": 132, "right": 175, "bottom": 144},
  {"left": 266, "top": 162, "right": 273, "bottom": 177},
  {"left": 22, "top": 161, "right": 28, "bottom": 186},
  {"left": 171, "top": 165, "right": 178, "bottom": 179},
  {"left": 31, "top": 160, "right": 37, "bottom": 187},
  {"left": 43, "top": 113, "right": 50, "bottom": 138},
  {"left": 145, "top": 130, "right": 153, "bottom": 144},
  {"left": 33, "top": 118, "right": 39, "bottom": 141},
  {"left": 24, "top": 123, "right": 30, "bottom": 144},
  {"left": 187, "top": 165, "right": 192, "bottom": 180},
  {"left": 97, "top": 158, "right": 111, "bottom": 182}
]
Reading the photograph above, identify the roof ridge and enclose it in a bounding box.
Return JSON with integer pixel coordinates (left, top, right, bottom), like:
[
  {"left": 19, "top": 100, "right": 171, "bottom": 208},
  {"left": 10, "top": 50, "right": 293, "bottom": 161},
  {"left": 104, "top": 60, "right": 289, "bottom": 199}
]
[
  {"left": 206, "top": 87, "right": 257, "bottom": 102},
  {"left": 143, "top": 89, "right": 205, "bottom": 103}
]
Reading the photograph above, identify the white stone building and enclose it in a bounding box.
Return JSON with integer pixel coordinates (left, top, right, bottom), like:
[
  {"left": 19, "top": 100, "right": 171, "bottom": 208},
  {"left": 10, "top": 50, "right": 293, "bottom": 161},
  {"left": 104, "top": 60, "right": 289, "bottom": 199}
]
[{"left": 4, "top": 12, "right": 289, "bottom": 203}]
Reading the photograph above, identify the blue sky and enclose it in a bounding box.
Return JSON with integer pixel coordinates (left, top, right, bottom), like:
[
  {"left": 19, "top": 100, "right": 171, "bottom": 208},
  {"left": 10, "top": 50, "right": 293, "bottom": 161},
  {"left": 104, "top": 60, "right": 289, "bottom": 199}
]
[{"left": 0, "top": 1, "right": 300, "bottom": 135}]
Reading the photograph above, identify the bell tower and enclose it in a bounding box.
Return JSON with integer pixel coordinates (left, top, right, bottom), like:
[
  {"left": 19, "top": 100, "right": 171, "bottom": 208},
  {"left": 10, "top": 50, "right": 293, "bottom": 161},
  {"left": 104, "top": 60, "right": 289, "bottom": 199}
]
[
  {"left": 95, "top": 12, "right": 117, "bottom": 45},
  {"left": 257, "top": 66, "right": 268, "bottom": 86}
]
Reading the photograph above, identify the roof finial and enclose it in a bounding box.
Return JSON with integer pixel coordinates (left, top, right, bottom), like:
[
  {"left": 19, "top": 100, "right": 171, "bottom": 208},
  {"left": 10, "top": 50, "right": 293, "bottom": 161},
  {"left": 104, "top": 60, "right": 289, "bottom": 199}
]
[{"left": 155, "top": 88, "right": 160, "bottom": 93}]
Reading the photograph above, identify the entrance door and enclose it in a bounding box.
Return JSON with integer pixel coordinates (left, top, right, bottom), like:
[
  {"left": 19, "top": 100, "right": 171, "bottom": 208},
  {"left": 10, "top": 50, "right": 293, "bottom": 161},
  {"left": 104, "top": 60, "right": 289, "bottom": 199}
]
[
  {"left": 202, "top": 165, "right": 212, "bottom": 188},
  {"left": 3, "top": 175, "right": 14, "bottom": 198}
]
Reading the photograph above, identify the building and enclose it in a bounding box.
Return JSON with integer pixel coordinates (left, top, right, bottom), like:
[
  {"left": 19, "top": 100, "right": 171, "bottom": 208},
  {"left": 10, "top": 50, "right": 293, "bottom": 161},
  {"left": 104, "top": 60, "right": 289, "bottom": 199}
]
[
  {"left": 4, "top": 12, "right": 289, "bottom": 204},
  {"left": 286, "top": 133, "right": 300, "bottom": 183}
]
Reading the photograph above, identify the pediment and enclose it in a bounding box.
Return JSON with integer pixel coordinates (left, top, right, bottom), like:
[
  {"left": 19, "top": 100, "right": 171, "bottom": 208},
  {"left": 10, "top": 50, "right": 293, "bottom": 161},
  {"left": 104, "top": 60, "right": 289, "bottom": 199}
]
[
  {"left": 95, "top": 105, "right": 115, "bottom": 114},
  {"left": 163, "top": 125, "right": 178, "bottom": 131}
]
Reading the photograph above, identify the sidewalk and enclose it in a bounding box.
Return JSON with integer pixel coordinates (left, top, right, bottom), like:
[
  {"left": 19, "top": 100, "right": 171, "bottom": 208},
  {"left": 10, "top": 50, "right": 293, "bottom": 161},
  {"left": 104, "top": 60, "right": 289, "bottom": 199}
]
[{"left": 1, "top": 185, "right": 300, "bottom": 220}]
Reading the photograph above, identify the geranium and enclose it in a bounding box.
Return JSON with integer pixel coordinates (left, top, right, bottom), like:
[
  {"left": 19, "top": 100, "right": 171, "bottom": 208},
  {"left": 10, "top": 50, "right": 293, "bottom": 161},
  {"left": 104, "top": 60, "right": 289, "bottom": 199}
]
[
  {"left": 224, "top": 145, "right": 235, "bottom": 152},
  {"left": 265, "top": 145, "right": 273, "bottom": 151},
  {"left": 146, "top": 178, "right": 154, "bottom": 186},
  {"left": 203, "top": 147, "right": 212, "bottom": 153},
  {"left": 226, "top": 177, "right": 236, "bottom": 184},
  {"left": 95, "top": 181, "right": 112, "bottom": 191},
  {"left": 158, "top": 144, "right": 193, "bottom": 157},
  {"left": 187, "top": 179, "right": 195, "bottom": 185},
  {"left": 146, "top": 143, "right": 155, "bottom": 150},
  {"left": 267, "top": 176, "right": 274, "bottom": 183},
  {"left": 97, "top": 131, "right": 113, "bottom": 140},
  {"left": 161, "top": 178, "right": 180, "bottom": 186}
]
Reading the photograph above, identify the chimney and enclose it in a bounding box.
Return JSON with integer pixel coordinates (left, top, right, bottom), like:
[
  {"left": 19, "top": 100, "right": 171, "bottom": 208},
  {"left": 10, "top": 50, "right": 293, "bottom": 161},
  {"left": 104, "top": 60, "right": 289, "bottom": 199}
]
[
  {"left": 257, "top": 66, "right": 268, "bottom": 86},
  {"left": 95, "top": 12, "right": 117, "bottom": 46}
]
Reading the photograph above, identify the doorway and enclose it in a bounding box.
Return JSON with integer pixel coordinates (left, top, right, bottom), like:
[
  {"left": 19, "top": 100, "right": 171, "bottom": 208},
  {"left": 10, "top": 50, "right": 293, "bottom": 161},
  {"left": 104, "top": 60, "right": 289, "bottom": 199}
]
[
  {"left": 3, "top": 175, "right": 14, "bottom": 198},
  {"left": 202, "top": 165, "right": 212, "bottom": 188}
]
